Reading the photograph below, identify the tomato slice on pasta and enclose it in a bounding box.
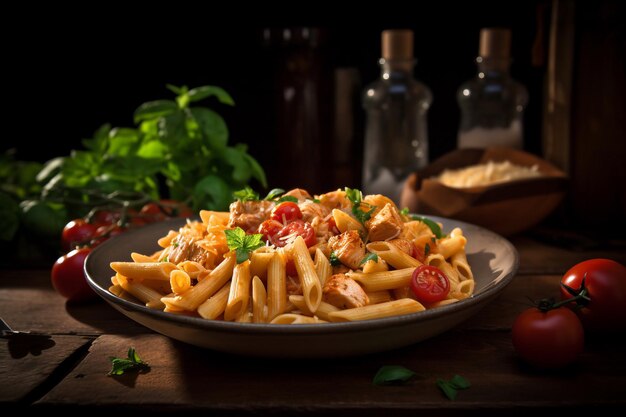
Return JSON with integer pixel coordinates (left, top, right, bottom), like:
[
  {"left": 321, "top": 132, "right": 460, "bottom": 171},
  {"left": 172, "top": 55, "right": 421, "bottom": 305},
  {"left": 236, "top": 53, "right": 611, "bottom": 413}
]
[{"left": 410, "top": 265, "right": 450, "bottom": 303}]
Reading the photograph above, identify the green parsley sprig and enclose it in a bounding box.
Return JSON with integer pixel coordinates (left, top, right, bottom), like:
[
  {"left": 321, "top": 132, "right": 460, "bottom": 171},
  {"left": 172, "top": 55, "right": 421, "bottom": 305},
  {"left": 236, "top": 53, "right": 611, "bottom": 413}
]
[
  {"left": 108, "top": 347, "right": 150, "bottom": 376},
  {"left": 372, "top": 365, "right": 415, "bottom": 386},
  {"left": 345, "top": 187, "right": 376, "bottom": 226},
  {"left": 224, "top": 227, "right": 265, "bottom": 263}
]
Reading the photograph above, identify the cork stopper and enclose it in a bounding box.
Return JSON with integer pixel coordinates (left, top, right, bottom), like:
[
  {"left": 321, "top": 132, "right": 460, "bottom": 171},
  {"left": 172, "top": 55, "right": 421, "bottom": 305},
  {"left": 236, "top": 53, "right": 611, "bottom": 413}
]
[
  {"left": 479, "top": 28, "right": 511, "bottom": 59},
  {"left": 382, "top": 29, "right": 413, "bottom": 60}
]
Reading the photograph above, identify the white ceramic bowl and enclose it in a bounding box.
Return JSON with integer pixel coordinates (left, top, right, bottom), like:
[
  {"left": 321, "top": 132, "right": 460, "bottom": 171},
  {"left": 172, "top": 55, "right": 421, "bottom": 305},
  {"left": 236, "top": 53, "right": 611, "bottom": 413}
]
[{"left": 85, "top": 216, "right": 518, "bottom": 357}]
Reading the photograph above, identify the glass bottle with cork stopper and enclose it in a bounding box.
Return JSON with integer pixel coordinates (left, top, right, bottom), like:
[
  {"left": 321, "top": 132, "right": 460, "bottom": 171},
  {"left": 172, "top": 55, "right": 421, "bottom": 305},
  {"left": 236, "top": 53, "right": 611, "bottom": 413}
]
[
  {"left": 457, "top": 28, "right": 529, "bottom": 149},
  {"left": 362, "top": 29, "right": 432, "bottom": 204}
]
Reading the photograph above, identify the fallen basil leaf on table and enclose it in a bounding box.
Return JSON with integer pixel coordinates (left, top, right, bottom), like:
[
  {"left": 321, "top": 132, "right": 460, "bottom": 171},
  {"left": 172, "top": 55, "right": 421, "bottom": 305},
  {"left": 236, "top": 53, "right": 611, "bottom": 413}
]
[
  {"left": 437, "top": 374, "right": 471, "bottom": 400},
  {"left": 108, "top": 347, "right": 150, "bottom": 376},
  {"left": 372, "top": 365, "right": 416, "bottom": 386}
]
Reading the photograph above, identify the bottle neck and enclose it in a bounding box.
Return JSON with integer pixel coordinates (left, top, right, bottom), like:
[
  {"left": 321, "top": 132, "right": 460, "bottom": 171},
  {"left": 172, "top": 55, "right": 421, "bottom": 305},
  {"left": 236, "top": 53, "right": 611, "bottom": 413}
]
[
  {"left": 476, "top": 56, "right": 511, "bottom": 79},
  {"left": 379, "top": 58, "right": 415, "bottom": 80}
]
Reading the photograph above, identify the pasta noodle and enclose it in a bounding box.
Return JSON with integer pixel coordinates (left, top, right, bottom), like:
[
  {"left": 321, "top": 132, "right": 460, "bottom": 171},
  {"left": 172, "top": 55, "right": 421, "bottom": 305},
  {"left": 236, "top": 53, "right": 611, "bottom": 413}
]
[{"left": 108, "top": 187, "right": 475, "bottom": 324}]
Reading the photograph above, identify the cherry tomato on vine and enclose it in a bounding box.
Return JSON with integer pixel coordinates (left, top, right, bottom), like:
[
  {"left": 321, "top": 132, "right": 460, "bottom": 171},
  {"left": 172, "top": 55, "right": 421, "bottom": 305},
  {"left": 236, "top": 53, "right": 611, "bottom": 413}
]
[
  {"left": 560, "top": 258, "right": 626, "bottom": 332},
  {"left": 271, "top": 202, "right": 302, "bottom": 223},
  {"left": 159, "top": 199, "right": 193, "bottom": 218},
  {"left": 512, "top": 306, "right": 584, "bottom": 368},
  {"left": 410, "top": 265, "right": 450, "bottom": 303},
  {"left": 91, "top": 210, "right": 120, "bottom": 227},
  {"left": 273, "top": 220, "right": 316, "bottom": 248},
  {"left": 61, "top": 219, "right": 97, "bottom": 251},
  {"left": 51, "top": 248, "right": 97, "bottom": 302},
  {"left": 140, "top": 202, "right": 167, "bottom": 223}
]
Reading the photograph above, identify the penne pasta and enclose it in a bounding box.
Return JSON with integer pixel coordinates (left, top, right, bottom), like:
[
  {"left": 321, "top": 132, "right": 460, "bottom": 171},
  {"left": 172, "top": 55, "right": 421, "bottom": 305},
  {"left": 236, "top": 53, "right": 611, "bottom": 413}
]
[
  {"left": 366, "top": 241, "right": 422, "bottom": 270},
  {"left": 170, "top": 269, "right": 191, "bottom": 294},
  {"left": 224, "top": 260, "right": 252, "bottom": 321},
  {"left": 271, "top": 314, "right": 327, "bottom": 324},
  {"left": 314, "top": 248, "right": 332, "bottom": 287},
  {"left": 292, "top": 236, "right": 322, "bottom": 313},
  {"left": 252, "top": 276, "right": 267, "bottom": 323},
  {"left": 328, "top": 299, "right": 425, "bottom": 322},
  {"left": 250, "top": 252, "right": 274, "bottom": 281},
  {"left": 348, "top": 268, "right": 415, "bottom": 292},
  {"left": 197, "top": 282, "right": 231, "bottom": 319},
  {"left": 110, "top": 261, "right": 177, "bottom": 282},
  {"left": 267, "top": 253, "right": 287, "bottom": 321},
  {"left": 288, "top": 295, "right": 339, "bottom": 322}
]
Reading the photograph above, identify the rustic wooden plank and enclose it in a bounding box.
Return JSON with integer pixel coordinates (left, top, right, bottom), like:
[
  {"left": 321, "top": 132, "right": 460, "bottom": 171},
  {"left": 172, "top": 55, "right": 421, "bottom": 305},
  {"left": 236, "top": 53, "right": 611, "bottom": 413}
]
[
  {"left": 35, "top": 329, "right": 626, "bottom": 414},
  {"left": 0, "top": 335, "right": 92, "bottom": 403},
  {"left": 0, "top": 270, "right": 148, "bottom": 336},
  {"left": 511, "top": 235, "right": 626, "bottom": 275}
]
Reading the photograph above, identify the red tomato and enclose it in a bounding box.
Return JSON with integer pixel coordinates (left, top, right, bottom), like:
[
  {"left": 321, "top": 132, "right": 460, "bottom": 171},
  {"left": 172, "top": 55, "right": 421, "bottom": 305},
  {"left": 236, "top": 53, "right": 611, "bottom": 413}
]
[
  {"left": 410, "top": 265, "right": 450, "bottom": 303},
  {"left": 91, "top": 209, "right": 120, "bottom": 226},
  {"left": 273, "top": 220, "right": 316, "bottom": 248},
  {"left": 51, "top": 248, "right": 97, "bottom": 302},
  {"left": 271, "top": 202, "right": 302, "bottom": 223},
  {"left": 258, "top": 219, "right": 283, "bottom": 242},
  {"left": 92, "top": 224, "right": 126, "bottom": 247},
  {"left": 560, "top": 258, "right": 626, "bottom": 332},
  {"left": 140, "top": 202, "right": 167, "bottom": 223},
  {"left": 512, "top": 306, "right": 584, "bottom": 368},
  {"left": 61, "top": 219, "right": 97, "bottom": 251},
  {"left": 160, "top": 199, "right": 193, "bottom": 218}
]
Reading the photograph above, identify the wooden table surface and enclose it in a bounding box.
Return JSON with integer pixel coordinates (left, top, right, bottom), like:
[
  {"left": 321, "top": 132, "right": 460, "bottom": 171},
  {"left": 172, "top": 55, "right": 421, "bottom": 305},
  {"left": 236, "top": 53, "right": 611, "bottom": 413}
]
[{"left": 1, "top": 233, "right": 625, "bottom": 415}]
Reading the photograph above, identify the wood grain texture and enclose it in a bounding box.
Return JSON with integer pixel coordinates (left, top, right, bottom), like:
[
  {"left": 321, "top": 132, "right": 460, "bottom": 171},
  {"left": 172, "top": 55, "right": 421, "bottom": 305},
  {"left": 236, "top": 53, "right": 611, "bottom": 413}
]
[
  {"left": 0, "top": 335, "right": 91, "bottom": 403},
  {"left": 0, "top": 270, "right": 148, "bottom": 336}
]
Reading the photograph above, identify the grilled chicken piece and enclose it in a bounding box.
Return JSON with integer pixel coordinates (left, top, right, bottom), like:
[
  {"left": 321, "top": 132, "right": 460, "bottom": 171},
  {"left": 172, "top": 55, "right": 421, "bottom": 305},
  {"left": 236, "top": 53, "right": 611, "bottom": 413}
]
[
  {"left": 318, "top": 190, "right": 351, "bottom": 210},
  {"left": 328, "top": 230, "right": 365, "bottom": 270},
  {"left": 300, "top": 200, "right": 331, "bottom": 223},
  {"left": 323, "top": 274, "right": 369, "bottom": 309},
  {"left": 284, "top": 188, "right": 312, "bottom": 202},
  {"left": 389, "top": 239, "right": 415, "bottom": 257},
  {"left": 227, "top": 200, "right": 275, "bottom": 232},
  {"left": 162, "top": 234, "right": 211, "bottom": 266},
  {"left": 367, "top": 203, "right": 403, "bottom": 242}
]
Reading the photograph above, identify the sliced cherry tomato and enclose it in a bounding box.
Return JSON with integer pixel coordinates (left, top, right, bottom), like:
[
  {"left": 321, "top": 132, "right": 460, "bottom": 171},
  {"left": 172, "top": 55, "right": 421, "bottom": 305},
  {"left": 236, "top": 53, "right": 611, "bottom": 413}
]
[
  {"left": 61, "top": 219, "right": 97, "bottom": 251},
  {"left": 512, "top": 306, "right": 584, "bottom": 368},
  {"left": 410, "top": 265, "right": 450, "bottom": 303},
  {"left": 51, "top": 248, "right": 97, "bottom": 302},
  {"left": 273, "top": 219, "right": 316, "bottom": 248},
  {"left": 271, "top": 202, "right": 302, "bottom": 223},
  {"left": 560, "top": 258, "right": 626, "bottom": 332},
  {"left": 258, "top": 219, "right": 284, "bottom": 242}
]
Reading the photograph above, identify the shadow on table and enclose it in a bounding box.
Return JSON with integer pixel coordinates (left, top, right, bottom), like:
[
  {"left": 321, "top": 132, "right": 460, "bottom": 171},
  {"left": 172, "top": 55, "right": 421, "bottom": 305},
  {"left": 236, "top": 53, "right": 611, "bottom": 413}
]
[
  {"left": 64, "top": 300, "right": 148, "bottom": 335},
  {"left": 3, "top": 332, "right": 56, "bottom": 359}
]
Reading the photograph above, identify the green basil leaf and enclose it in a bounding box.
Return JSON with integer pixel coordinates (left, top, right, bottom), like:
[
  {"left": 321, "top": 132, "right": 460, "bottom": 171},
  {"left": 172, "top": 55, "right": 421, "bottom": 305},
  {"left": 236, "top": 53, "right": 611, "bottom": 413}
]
[
  {"left": 329, "top": 251, "right": 342, "bottom": 266},
  {"left": 360, "top": 253, "right": 379, "bottom": 265},
  {"left": 188, "top": 85, "right": 235, "bottom": 106},
  {"left": 133, "top": 100, "right": 178, "bottom": 124},
  {"left": 278, "top": 196, "right": 298, "bottom": 203},
  {"left": 233, "top": 186, "right": 259, "bottom": 202},
  {"left": 190, "top": 108, "right": 228, "bottom": 150},
  {"left": 137, "top": 140, "right": 168, "bottom": 159},
  {"left": 226, "top": 227, "right": 265, "bottom": 263},
  {"left": 107, "top": 128, "right": 140, "bottom": 157},
  {"left": 108, "top": 347, "right": 149, "bottom": 376},
  {"left": 157, "top": 111, "right": 187, "bottom": 145},
  {"left": 166, "top": 84, "right": 185, "bottom": 95},
  {"left": 449, "top": 374, "right": 471, "bottom": 389},
  {"left": 193, "top": 175, "right": 232, "bottom": 211},
  {"left": 400, "top": 207, "right": 410, "bottom": 216},
  {"left": 372, "top": 365, "right": 416, "bottom": 386},
  {"left": 437, "top": 379, "right": 458, "bottom": 400},
  {"left": 264, "top": 188, "right": 285, "bottom": 200},
  {"left": 220, "top": 147, "right": 251, "bottom": 184},
  {"left": 411, "top": 215, "right": 444, "bottom": 239}
]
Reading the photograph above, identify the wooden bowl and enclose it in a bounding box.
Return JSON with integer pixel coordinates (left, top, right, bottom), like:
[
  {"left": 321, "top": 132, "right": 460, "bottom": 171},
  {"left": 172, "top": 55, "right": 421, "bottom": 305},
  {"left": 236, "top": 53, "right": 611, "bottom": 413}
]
[{"left": 400, "top": 147, "right": 568, "bottom": 236}]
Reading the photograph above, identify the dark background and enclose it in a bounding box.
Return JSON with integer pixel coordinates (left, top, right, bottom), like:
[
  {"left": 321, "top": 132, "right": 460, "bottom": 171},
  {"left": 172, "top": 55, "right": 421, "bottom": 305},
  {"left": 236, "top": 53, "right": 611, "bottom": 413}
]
[
  {"left": 3, "top": 1, "right": 546, "bottom": 189},
  {"left": 3, "top": 1, "right": 625, "bottom": 229}
]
